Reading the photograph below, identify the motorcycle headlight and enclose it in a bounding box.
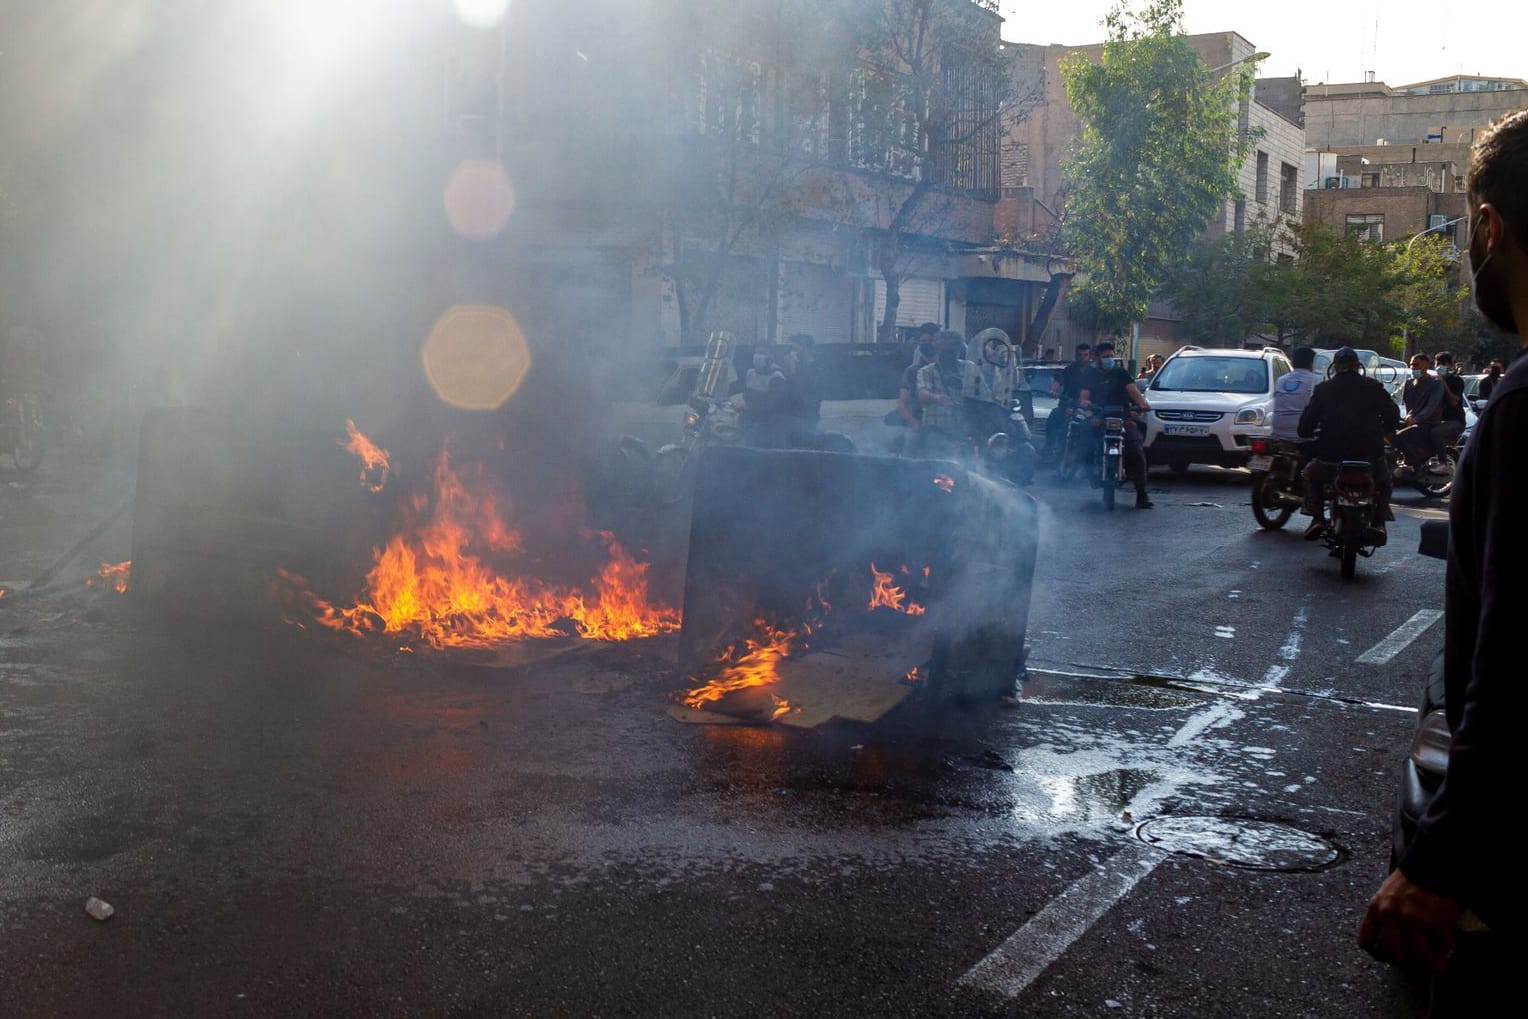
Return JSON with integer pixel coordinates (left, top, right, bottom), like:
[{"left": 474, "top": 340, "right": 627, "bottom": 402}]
[
  {"left": 684, "top": 410, "right": 701, "bottom": 429},
  {"left": 1235, "top": 407, "right": 1266, "bottom": 425}
]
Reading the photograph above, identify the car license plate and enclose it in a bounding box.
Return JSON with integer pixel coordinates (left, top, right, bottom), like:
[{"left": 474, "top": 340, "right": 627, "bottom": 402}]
[
  {"left": 1247, "top": 454, "right": 1272, "bottom": 471},
  {"left": 1163, "top": 424, "right": 1210, "bottom": 437}
]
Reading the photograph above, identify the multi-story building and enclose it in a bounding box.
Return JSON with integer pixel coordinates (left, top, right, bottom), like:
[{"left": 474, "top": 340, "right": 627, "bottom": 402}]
[
  {"left": 999, "top": 31, "right": 1306, "bottom": 352},
  {"left": 1303, "top": 75, "right": 1528, "bottom": 150},
  {"left": 432, "top": 0, "right": 1045, "bottom": 359}
]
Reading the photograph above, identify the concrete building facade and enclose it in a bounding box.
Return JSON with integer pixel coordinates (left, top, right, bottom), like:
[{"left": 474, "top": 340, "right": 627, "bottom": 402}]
[{"left": 1303, "top": 77, "right": 1528, "bottom": 149}]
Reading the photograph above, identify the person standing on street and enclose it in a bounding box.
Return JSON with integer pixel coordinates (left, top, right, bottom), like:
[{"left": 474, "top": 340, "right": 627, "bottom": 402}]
[
  {"left": 1476, "top": 358, "right": 1504, "bottom": 401},
  {"left": 1360, "top": 107, "right": 1528, "bottom": 1015}
]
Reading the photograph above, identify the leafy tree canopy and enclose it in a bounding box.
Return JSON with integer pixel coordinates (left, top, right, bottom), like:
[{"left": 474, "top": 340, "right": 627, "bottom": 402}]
[{"left": 1061, "top": 0, "right": 1254, "bottom": 332}]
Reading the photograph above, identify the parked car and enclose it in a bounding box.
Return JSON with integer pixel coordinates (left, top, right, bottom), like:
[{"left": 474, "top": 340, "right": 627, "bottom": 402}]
[
  {"left": 1141, "top": 346, "right": 1291, "bottom": 471},
  {"left": 1461, "top": 373, "right": 1488, "bottom": 413}
]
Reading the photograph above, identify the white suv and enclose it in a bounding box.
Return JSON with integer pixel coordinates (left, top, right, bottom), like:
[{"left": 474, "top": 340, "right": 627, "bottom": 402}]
[{"left": 1141, "top": 346, "right": 1292, "bottom": 471}]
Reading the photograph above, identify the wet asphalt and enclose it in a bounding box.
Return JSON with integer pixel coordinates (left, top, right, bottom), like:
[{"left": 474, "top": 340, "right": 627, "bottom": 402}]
[{"left": 0, "top": 445, "right": 1444, "bottom": 1017}]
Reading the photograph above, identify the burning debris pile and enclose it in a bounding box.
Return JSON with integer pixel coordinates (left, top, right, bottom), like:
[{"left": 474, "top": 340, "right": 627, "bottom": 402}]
[
  {"left": 88, "top": 561, "right": 132, "bottom": 594},
  {"left": 280, "top": 424, "right": 679, "bottom": 651},
  {"left": 680, "top": 563, "right": 932, "bottom": 725}
]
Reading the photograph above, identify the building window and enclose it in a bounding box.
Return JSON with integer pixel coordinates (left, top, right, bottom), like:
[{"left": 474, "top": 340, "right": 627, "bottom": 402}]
[
  {"left": 1255, "top": 151, "right": 1269, "bottom": 203},
  {"left": 1346, "top": 214, "right": 1384, "bottom": 243},
  {"left": 1362, "top": 172, "right": 1380, "bottom": 188},
  {"left": 691, "top": 50, "right": 762, "bottom": 144},
  {"left": 1279, "top": 162, "right": 1298, "bottom": 215},
  {"left": 1234, "top": 197, "right": 1247, "bottom": 232}
]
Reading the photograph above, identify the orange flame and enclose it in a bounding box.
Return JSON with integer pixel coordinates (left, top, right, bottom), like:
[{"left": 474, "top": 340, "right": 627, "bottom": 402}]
[
  {"left": 868, "top": 563, "right": 925, "bottom": 616},
  {"left": 932, "top": 473, "right": 955, "bottom": 493},
  {"left": 904, "top": 666, "right": 924, "bottom": 685},
  {"left": 342, "top": 419, "right": 391, "bottom": 493},
  {"left": 683, "top": 619, "right": 798, "bottom": 710},
  {"left": 284, "top": 449, "right": 678, "bottom": 648},
  {"left": 88, "top": 560, "right": 131, "bottom": 594}
]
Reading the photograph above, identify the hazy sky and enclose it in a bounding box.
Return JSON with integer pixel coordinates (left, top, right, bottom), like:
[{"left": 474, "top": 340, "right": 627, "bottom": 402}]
[{"left": 998, "top": 0, "right": 1526, "bottom": 88}]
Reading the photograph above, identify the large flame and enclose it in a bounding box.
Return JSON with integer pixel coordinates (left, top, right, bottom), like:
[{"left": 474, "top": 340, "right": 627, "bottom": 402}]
[{"left": 286, "top": 438, "right": 679, "bottom": 649}]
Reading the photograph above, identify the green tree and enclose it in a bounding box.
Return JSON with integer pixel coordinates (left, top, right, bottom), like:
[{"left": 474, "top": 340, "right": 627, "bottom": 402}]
[
  {"left": 1157, "top": 227, "right": 1275, "bottom": 347},
  {"left": 1060, "top": 0, "right": 1255, "bottom": 333}
]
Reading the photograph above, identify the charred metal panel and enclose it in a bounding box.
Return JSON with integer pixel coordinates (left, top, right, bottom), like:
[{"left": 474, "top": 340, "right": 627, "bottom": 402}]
[{"left": 680, "top": 446, "right": 1037, "bottom": 702}]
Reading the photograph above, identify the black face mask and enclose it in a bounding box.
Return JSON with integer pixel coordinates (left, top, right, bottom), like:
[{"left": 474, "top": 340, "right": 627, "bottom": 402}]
[{"left": 1469, "top": 214, "right": 1518, "bottom": 334}]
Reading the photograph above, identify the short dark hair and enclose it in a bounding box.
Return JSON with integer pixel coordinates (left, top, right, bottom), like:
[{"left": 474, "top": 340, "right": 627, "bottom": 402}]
[
  {"left": 1075, "top": 343, "right": 1091, "bottom": 353},
  {"left": 1292, "top": 346, "right": 1316, "bottom": 369},
  {"left": 1434, "top": 350, "right": 1454, "bottom": 365},
  {"left": 1094, "top": 341, "right": 1116, "bottom": 354},
  {"left": 917, "top": 322, "right": 940, "bottom": 336},
  {"left": 1468, "top": 109, "right": 1528, "bottom": 250},
  {"left": 1411, "top": 352, "right": 1433, "bottom": 364}
]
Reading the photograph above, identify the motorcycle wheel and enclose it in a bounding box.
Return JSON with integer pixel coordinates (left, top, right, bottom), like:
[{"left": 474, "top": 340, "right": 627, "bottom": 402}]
[
  {"left": 12, "top": 431, "right": 44, "bottom": 473},
  {"left": 1250, "top": 471, "right": 1295, "bottom": 530},
  {"left": 653, "top": 445, "right": 693, "bottom": 506},
  {"left": 1339, "top": 514, "right": 1360, "bottom": 579},
  {"left": 1416, "top": 451, "right": 1456, "bottom": 499},
  {"left": 1101, "top": 456, "right": 1118, "bottom": 511}
]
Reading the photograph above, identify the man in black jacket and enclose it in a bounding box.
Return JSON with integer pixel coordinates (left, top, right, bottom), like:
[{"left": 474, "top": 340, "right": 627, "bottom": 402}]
[
  {"left": 1360, "top": 107, "right": 1528, "bottom": 1013},
  {"left": 1296, "top": 346, "right": 1401, "bottom": 540}
]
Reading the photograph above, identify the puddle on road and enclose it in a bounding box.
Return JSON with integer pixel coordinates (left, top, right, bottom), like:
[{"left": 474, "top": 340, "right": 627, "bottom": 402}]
[
  {"left": 1024, "top": 767, "right": 1163, "bottom": 825},
  {"left": 1135, "top": 815, "right": 1342, "bottom": 871},
  {"left": 1021, "top": 671, "right": 1206, "bottom": 711}
]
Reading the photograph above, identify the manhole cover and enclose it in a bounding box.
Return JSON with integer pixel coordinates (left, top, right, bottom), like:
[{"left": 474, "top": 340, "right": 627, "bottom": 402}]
[{"left": 1135, "top": 816, "right": 1341, "bottom": 871}]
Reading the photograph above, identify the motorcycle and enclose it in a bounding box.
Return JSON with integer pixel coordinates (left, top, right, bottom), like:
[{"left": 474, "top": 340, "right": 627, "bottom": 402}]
[
  {"left": 1246, "top": 436, "right": 1306, "bottom": 530},
  {"left": 1316, "top": 459, "right": 1383, "bottom": 579},
  {"left": 1055, "top": 406, "right": 1135, "bottom": 510},
  {"left": 653, "top": 390, "right": 742, "bottom": 504},
  {"left": 1387, "top": 434, "right": 1462, "bottom": 499},
  {"left": 1, "top": 392, "right": 45, "bottom": 473}
]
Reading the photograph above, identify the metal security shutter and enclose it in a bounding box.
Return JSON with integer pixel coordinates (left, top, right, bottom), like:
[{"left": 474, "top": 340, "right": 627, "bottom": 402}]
[
  {"left": 872, "top": 276, "right": 944, "bottom": 328},
  {"left": 777, "top": 261, "right": 853, "bottom": 343}
]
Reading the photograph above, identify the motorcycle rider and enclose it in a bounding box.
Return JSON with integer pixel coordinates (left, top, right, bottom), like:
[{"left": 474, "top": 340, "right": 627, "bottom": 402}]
[
  {"left": 916, "top": 329, "right": 992, "bottom": 456},
  {"left": 1431, "top": 350, "right": 1467, "bottom": 457},
  {"left": 739, "top": 346, "right": 789, "bottom": 448},
  {"left": 1048, "top": 343, "right": 1093, "bottom": 462},
  {"left": 1296, "top": 346, "right": 1401, "bottom": 542},
  {"left": 1077, "top": 340, "right": 1153, "bottom": 509},
  {"left": 1393, "top": 352, "right": 1445, "bottom": 467},
  {"left": 1271, "top": 346, "right": 1320, "bottom": 445}
]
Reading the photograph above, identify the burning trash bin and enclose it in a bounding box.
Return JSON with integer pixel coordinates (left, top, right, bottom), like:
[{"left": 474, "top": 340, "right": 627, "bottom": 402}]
[{"left": 678, "top": 445, "right": 1038, "bottom": 725}]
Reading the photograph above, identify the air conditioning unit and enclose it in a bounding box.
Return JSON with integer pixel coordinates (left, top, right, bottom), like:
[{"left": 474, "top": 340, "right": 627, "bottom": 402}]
[{"left": 1324, "top": 177, "right": 1342, "bottom": 189}]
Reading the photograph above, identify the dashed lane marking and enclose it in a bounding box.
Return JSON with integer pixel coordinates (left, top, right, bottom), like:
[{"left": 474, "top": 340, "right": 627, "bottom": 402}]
[{"left": 1354, "top": 610, "right": 1444, "bottom": 666}]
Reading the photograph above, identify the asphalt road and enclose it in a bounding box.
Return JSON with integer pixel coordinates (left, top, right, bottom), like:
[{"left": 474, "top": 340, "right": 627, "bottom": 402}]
[{"left": 0, "top": 444, "right": 1447, "bottom": 1017}]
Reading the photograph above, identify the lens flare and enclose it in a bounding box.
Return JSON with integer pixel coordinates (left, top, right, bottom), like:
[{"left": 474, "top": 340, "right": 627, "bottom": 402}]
[
  {"left": 454, "top": 0, "right": 512, "bottom": 29},
  {"left": 422, "top": 305, "right": 531, "bottom": 411}
]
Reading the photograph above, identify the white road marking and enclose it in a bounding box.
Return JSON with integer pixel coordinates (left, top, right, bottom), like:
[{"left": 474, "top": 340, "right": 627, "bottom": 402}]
[
  {"left": 961, "top": 604, "right": 1309, "bottom": 1000},
  {"left": 957, "top": 842, "right": 1159, "bottom": 998},
  {"left": 1354, "top": 610, "right": 1444, "bottom": 665}
]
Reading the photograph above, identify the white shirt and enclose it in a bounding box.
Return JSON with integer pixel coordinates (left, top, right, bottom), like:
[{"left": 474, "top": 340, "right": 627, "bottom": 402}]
[{"left": 1271, "top": 368, "right": 1320, "bottom": 441}]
